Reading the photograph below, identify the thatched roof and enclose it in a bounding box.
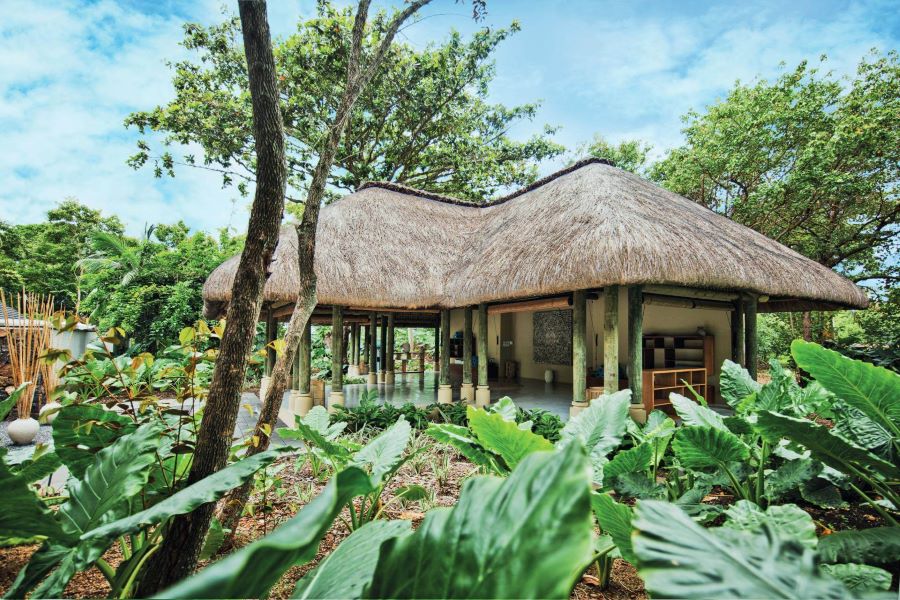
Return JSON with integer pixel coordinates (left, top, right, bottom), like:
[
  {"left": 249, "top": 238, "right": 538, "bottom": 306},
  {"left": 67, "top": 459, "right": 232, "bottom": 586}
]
[{"left": 203, "top": 159, "right": 868, "bottom": 316}]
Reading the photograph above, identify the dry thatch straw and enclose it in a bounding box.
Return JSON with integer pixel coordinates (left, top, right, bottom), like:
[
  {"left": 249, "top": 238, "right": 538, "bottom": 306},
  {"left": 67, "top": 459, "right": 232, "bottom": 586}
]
[
  {"left": 203, "top": 159, "right": 868, "bottom": 315},
  {"left": 1, "top": 290, "right": 55, "bottom": 416}
]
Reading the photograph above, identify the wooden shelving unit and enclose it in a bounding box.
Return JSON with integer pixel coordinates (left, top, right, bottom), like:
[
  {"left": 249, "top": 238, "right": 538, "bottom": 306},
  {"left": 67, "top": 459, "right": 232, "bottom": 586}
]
[
  {"left": 642, "top": 334, "right": 714, "bottom": 371},
  {"left": 641, "top": 367, "right": 707, "bottom": 415}
]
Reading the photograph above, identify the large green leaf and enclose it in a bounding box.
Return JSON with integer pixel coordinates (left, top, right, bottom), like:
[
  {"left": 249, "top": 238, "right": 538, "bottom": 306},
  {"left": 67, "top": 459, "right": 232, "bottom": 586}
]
[
  {"left": 559, "top": 390, "right": 630, "bottom": 458},
  {"left": 51, "top": 404, "right": 137, "bottom": 478},
  {"left": 488, "top": 396, "right": 518, "bottom": 421},
  {"left": 11, "top": 450, "right": 63, "bottom": 484},
  {"left": 468, "top": 406, "right": 553, "bottom": 471},
  {"left": 10, "top": 423, "right": 162, "bottom": 599},
  {"left": 0, "top": 383, "right": 30, "bottom": 421},
  {"left": 279, "top": 405, "right": 346, "bottom": 441},
  {"left": 632, "top": 500, "right": 851, "bottom": 599},
  {"left": 288, "top": 414, "right": 352, "bottom": 467},
  {"left": 604, "top": 443, "right": 652, "bottom": 481},
  {"left": 292, "top": 520, "right": 411, "bottom": 599},
  {"left": 0, "top": 449, "right": 71, "bottom": 546},
  {"left": 671, "top": 393, "right": 728, "bottom": 430},
  {"left": 817, "top": 527, "right": 900, "bottom": 566},
  {"left": 832, "top": 405, "right": 893, "bottom": 458},
  {"left": 820, "top": 563, "right": 892, "bottom": 593},
  {"left": 424, "top": 423, "right": 501, "bottom": 473},
  {"left": 755, "top": 411, "right": 900, "bottom": 480},
  {"left": 792, "top": 340, "right": 900, "bottom": 436},
  {"left": 671, "top": 425, "right": 750, "bottom": 470},
  {"left": 366, "top": 443, "right": 594, "bottom": 599},
  {"left": 352, "top": 417, "right": 411, "bottom": 486},
  {"left": 590, "top": 492, "right": 636, "bottom": 564},
  {"left": 719, "top": 360, "right": 761, "bottom": 408},
  {"left": 723, "top": 500, "right": 817, "bottom": 549},
  {"left": 159, "top": 467, "right": 373, "bottom": 599},
  {"left": 84, "top": 447, "right": 288, "bottom": 542},
  {"left": 765, "top": 457, "right": 820, "bottom": 501}
]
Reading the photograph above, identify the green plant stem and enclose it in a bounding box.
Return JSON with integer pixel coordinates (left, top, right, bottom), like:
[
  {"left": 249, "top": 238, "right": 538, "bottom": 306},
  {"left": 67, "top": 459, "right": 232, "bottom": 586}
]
[
  {"left": 95, "top": 558, "right": 117, "bottom": 585},
  {"left": 754, "top": 440, "right": 770, "bottom": 506},
  {"left": 118, "top": 536, "right": 132, "bottom": 561},
  {"left": 849, "top": 482, "right": 899, "bottom": 527},
  {"left": 722, "top": 465, "right": 749, "bottom": 501},
  {"left": 845, "top": 464, "right": 900, "bottom": 510}
]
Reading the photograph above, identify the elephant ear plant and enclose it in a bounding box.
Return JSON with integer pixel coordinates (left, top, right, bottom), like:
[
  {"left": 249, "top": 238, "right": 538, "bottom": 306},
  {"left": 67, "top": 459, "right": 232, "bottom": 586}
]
[
  {"left": 159, "top": 441, "right": 595, "bottom": 600},
  {"left": 630, "top": 499, "right": 896, "bottom": 598},
  {"left": 2, "top": 409, "right": 288, "bottom": 599},
  {"left": 280, "top": 413, "right": 421, "bottom": 529}
]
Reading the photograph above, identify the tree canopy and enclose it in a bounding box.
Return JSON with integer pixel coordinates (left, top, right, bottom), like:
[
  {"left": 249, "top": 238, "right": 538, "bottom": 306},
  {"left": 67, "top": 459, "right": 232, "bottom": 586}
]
[
  {"left": 126, "top": 4, "right": 564, "bottom": 201},
  {"left": 650, "top": 51, "right": 899, "bottom": 292}
]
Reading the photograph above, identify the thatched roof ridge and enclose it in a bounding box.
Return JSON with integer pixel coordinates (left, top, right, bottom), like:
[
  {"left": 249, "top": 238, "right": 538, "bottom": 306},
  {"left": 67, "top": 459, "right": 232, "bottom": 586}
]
[{"left": 203, "top": 161, "right": 868, "bottom": 316}]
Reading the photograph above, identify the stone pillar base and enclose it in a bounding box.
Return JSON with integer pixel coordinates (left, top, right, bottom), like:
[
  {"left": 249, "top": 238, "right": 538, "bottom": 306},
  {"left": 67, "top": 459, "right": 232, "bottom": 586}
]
[
  {"left": 385, "top": 371, "right": 395, "bottom": 385},
  {"left": 367, "top": 372, "right": 377, "bottom": 385},
  {"left": 475, "top": 385, "right": 490, "bottom": 408},
  {"left": 259, "top": 376, "right": 272, "bottom": 400},
  {"left": 347, "top": 365, "right": 360, "bottom": 377},
  {"left": 290, "top": 391, "right": 313, "bottom": 418},
  {"left": 629, "top": 405, "right": 648, "bottom": 424},
  {"left": 377, "top": 371, "right": 386, "bottom": 384},
  {"left": 328, "top": 391, "right": 345, "bottom": 414},
  {"left": 437, "top": 384, "right": 453, "bottom": 404},
  {"left": 460, "top": 382, "right": 475, "bottom": 404},
  {"left": 569, "top": 401, "right": 589, "bottom": 419}
]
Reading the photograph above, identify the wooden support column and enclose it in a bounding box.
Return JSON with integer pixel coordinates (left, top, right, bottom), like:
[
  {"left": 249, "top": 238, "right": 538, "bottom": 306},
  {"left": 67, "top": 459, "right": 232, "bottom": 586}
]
[
  {"left": 733, "top": 300, "right": 746, "bottom": 367},
  {"left": 260, "top": 309, "right": 276, "bottom": 400},
  {"left": 476, "top": 303, "right": 490, "bottom": 407},
  {"left": 329, "top": 306, "right": 344, "bottom": 411},
  {"left": 460, "top": 307, "right": 474, "bottom": 404},
  {"left": 360, "top": 324, "right": 368, "bottom": 372},
  {"left": 571, "top": 290, "right": 587, "bottom": 416},
  {"left": 627, "top": 285, "right": 646, "bottom": 423},
  {"left": 438, "top": 309, "right": 452, "bottom": 403},
  {"left": 433, "top": 325, "right": 440, "bottom": 372},
  {"left": 368, "top": 313, "right": 378, "bottom": 385},
  {"left": 745, "top": 294, "right": 758, "bottom": 379},
  {"left": 386, "top": 313, "right": 396, "bottom": 384},
  {"left": 378, "top": 315, "right": 388, "bottom": 383},
  {"left": 290, "top": 320, "right": 313, "bottom": 416},
  {"left": 604, "top": 286, "right": 620, "bottom": 393}
]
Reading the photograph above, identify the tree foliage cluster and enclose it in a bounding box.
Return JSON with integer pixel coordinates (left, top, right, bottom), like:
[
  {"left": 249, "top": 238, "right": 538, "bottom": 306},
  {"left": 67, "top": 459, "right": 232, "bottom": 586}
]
[
  {"left": 126, "top": 4, "right": 564, "bottom": 202},
  {"left": 0, "top": 201, "right": 243, "bottom": 352}
]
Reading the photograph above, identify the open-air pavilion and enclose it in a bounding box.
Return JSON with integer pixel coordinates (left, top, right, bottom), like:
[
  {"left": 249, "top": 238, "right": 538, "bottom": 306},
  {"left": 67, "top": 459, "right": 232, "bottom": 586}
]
[{"left": 203, "top": 158, "right": 868, "bottom": 422}]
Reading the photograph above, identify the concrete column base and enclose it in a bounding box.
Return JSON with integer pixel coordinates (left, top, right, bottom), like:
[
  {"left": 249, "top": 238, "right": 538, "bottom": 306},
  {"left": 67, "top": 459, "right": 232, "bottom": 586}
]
[
  {"left": 259, "top": 376, "right": 272, "bottom": 400},
  {"left": 475, "top": 385, "right": 490, "bottom": 408},
  {"left": 328, "top": 391, "right": 345, "bottom": 414},
  {"left": 377, "top": 371, "right": 385, "bottom": 384},
  {"left": 385, "top": 371, "right": 395, "bottom": 385},
  {"left": 367, "top": 372, "right": 377, "bottom": 385},
  {"left": 460, "top": 382, "right": 475, "bottom": 404},
  {"left": 629, "top": 405, "right": 648, "bottom": 424},
  {"left": 290, "top": 391, "right": 313, "bottom": 418},
  {"left": 569, "top": 401, "right": 590, "bottom": 419},
  {"left": 347, "top": 365, "right": 360, "bottom": 377},
  {"left": 437, "top": 384, "right": 453, "bottom": 404}
]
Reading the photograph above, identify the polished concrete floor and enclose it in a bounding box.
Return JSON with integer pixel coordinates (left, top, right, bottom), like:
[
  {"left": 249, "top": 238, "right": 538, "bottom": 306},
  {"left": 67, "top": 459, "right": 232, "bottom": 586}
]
[{"left": 314, "top": 371, "right": 574, "bottom": 420}]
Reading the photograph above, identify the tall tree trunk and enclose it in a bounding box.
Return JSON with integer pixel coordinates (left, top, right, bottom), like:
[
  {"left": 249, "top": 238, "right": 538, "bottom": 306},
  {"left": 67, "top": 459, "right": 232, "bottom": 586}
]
[
  {"left": 215, "top": 0, "right": 434, "bottom": 536},
  {"left": 137, "top": 0, "right": 287, "bottom": 593}
]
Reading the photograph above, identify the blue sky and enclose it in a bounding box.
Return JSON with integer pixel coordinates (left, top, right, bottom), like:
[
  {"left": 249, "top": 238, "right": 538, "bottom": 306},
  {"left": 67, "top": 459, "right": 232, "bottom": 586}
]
[{"left": 1, "top": 0, "right": 897, "bottom": 234}]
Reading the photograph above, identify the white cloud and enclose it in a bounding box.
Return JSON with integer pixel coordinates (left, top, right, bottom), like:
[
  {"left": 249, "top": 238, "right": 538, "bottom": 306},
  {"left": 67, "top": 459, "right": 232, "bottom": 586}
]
[
  {"left": 0, "top": 0, "right": 896, "bottom": 225},
  {"left": 0, "top": 0, "right": 243, "bottom": 235}
]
